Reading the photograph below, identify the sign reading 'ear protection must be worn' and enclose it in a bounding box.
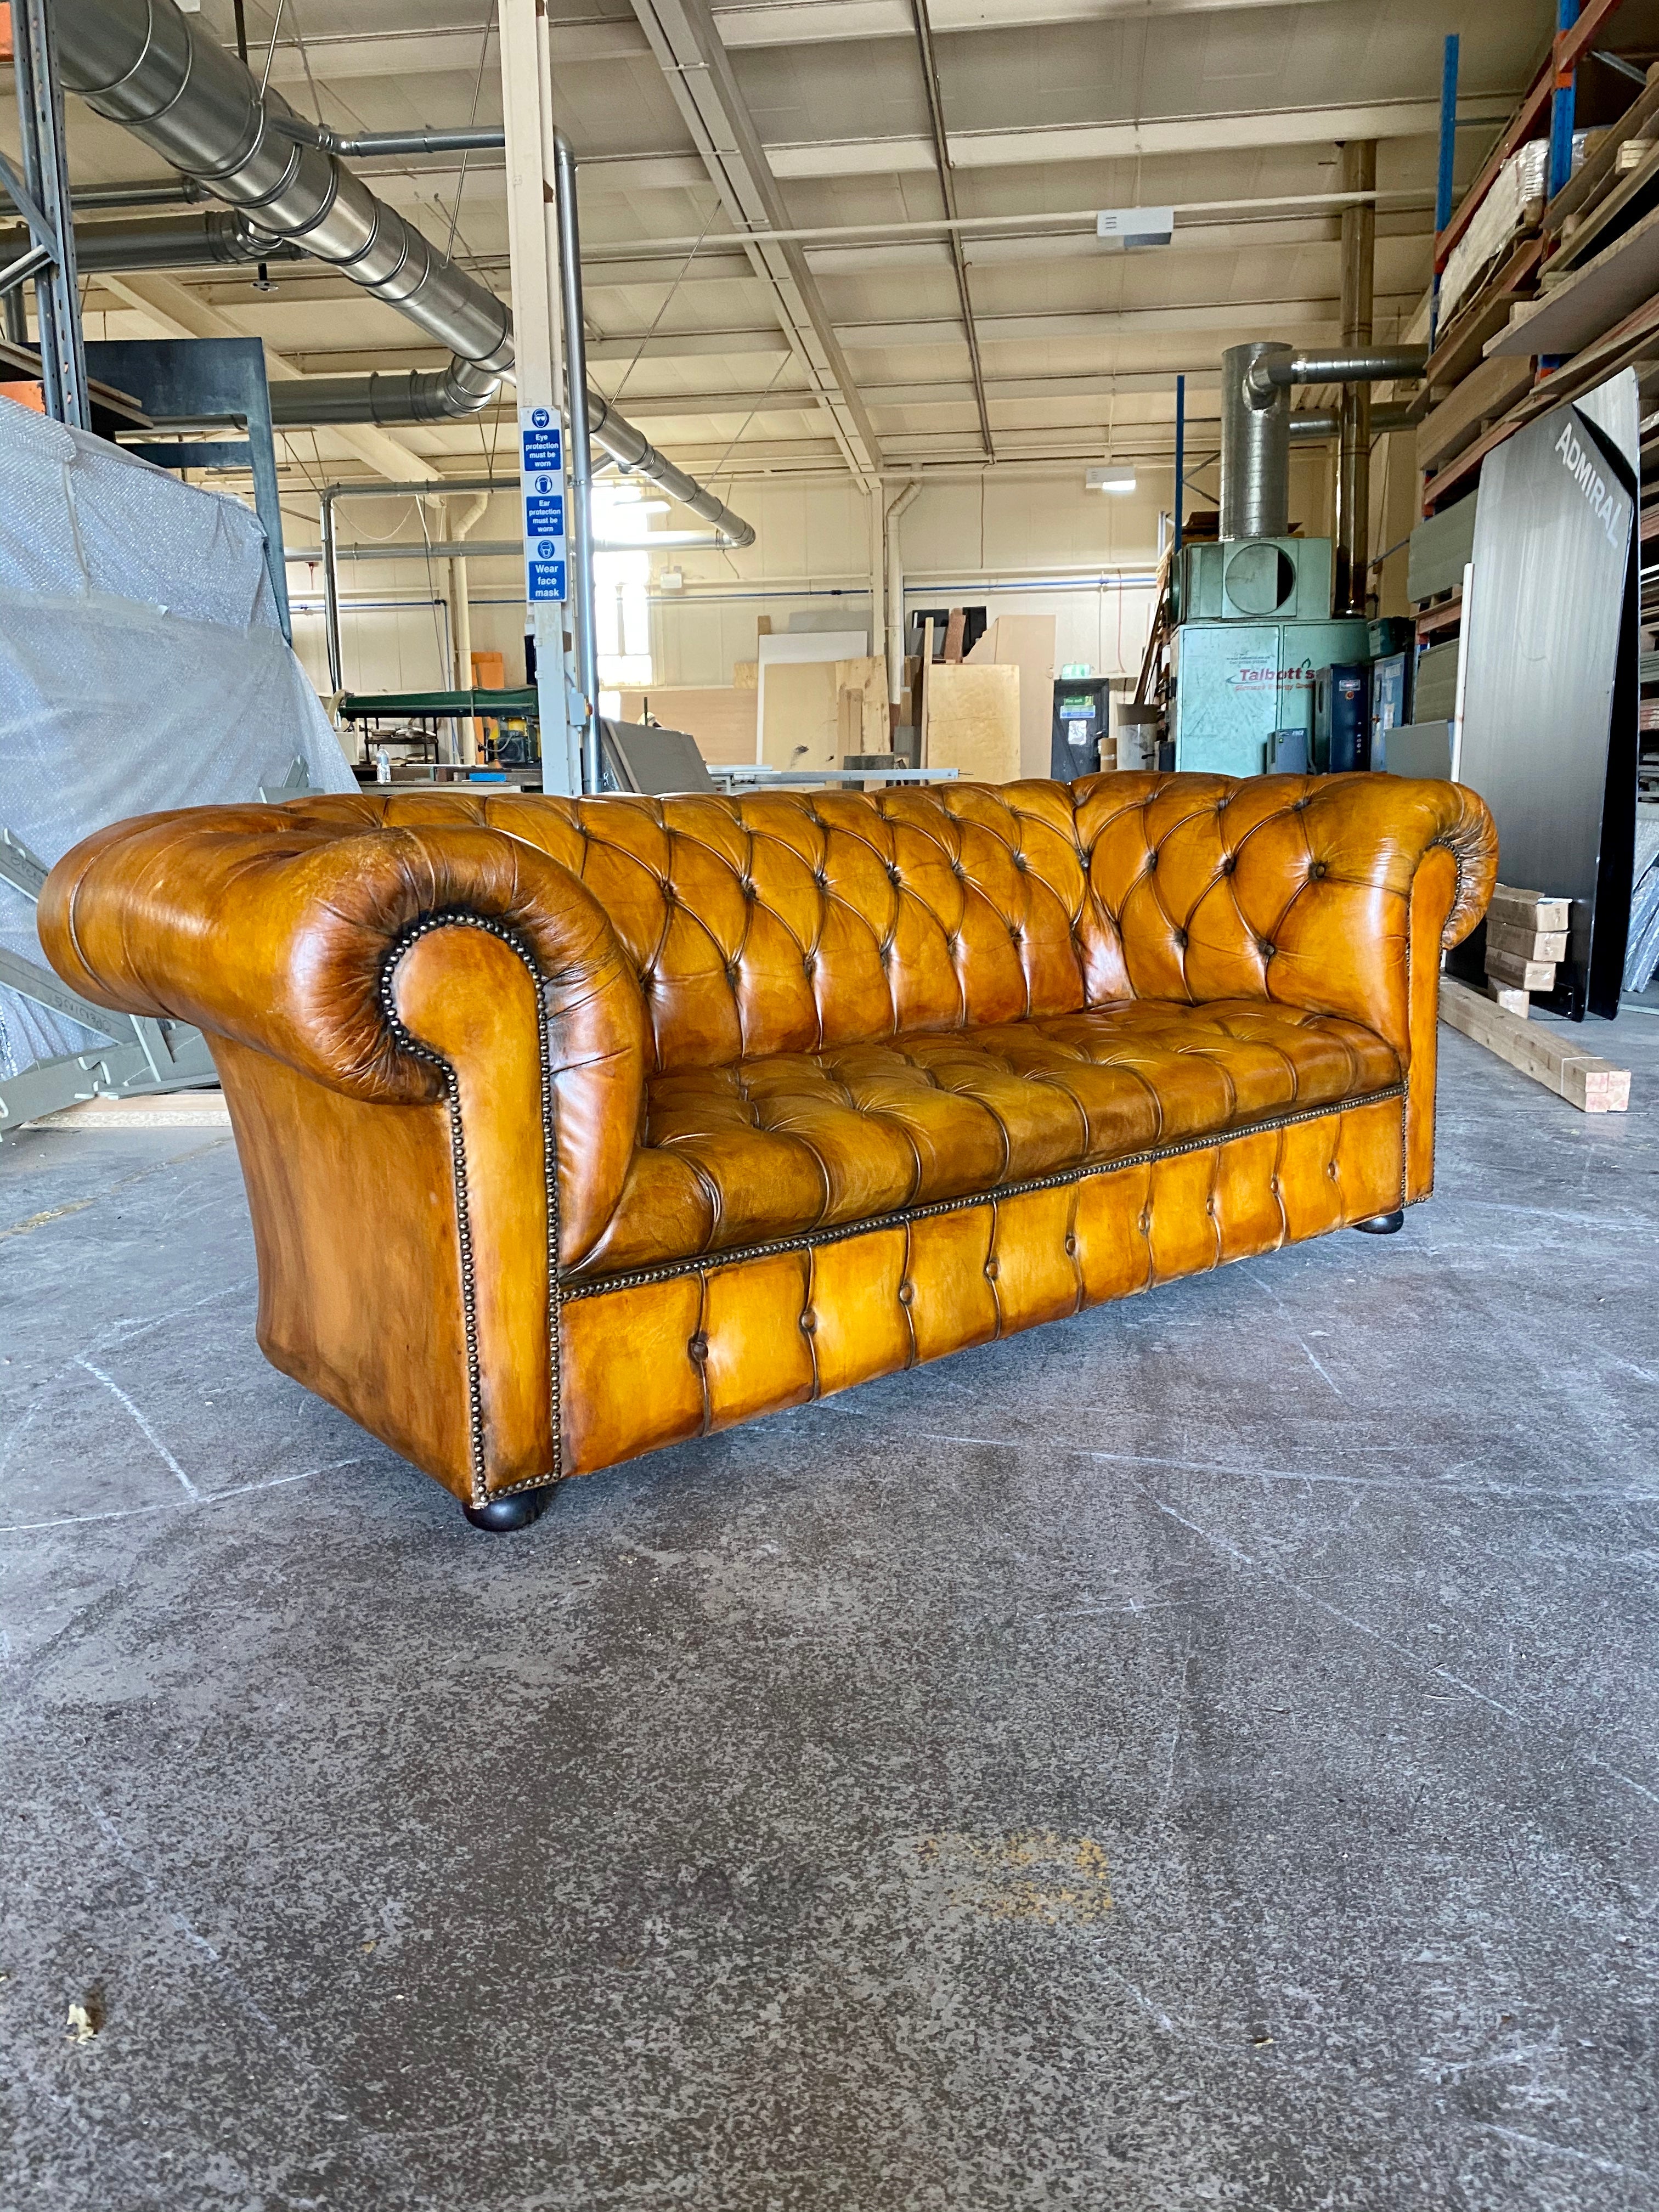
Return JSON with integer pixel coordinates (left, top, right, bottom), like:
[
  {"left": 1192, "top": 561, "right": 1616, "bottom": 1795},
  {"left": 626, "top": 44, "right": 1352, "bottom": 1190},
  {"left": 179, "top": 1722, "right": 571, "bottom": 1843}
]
[{"left": 519, "top": 406, "right": 567, "bottom": 603}]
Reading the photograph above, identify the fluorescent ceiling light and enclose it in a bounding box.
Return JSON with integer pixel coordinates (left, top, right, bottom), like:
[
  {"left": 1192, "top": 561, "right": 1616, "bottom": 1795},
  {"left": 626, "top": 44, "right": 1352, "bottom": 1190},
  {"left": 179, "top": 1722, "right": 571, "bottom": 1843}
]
[{"left": 1087, "top": 466, "right": 1137, "bottom": 494}]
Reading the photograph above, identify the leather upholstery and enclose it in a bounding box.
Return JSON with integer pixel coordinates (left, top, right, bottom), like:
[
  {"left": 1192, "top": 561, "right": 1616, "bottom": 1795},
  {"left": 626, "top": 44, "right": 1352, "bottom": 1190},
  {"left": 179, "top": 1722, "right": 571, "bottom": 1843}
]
[
  {"left": 39, "top": 774, "right": 1496, "bottom": 1512},
  {"left": 575, "top": 998, "right": 1402, "bottom": 1279}
]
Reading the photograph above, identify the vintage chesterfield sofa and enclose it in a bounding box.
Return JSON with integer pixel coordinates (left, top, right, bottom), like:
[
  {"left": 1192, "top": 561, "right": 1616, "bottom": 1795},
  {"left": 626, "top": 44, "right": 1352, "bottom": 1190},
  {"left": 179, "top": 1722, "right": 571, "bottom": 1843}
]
[{"left": 41, "top": 773, "right": 1496, "bottom": 1529}]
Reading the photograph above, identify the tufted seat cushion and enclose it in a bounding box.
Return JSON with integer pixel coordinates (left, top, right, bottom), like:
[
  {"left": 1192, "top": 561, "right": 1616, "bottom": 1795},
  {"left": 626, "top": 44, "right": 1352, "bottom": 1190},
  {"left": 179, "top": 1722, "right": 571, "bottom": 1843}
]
[{"left": 572, "top": 995, "right": 1401, "bottom": 1279}]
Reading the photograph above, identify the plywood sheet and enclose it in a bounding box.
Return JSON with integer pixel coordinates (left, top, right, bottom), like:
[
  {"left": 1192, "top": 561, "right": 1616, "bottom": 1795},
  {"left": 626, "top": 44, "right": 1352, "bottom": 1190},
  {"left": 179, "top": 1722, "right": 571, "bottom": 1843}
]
[
  {"left": 924, "top": 664, "right": 1020, "bottom": 784},
  {"left": 968, "top": 614, "right": 1056, "bottom": 778},
  {"left": 761, "top": 658, "right": 840, "bottom": 769},
  {"left": 617, "top": 687, "right": 757, "bottom": 764}
]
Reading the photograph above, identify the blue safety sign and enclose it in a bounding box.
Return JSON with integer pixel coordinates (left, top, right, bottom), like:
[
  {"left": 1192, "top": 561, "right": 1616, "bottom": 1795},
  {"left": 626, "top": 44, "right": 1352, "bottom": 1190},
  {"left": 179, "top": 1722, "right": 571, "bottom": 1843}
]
[{"left": 519, "top": 405, "right": 566, "bottom": 603}]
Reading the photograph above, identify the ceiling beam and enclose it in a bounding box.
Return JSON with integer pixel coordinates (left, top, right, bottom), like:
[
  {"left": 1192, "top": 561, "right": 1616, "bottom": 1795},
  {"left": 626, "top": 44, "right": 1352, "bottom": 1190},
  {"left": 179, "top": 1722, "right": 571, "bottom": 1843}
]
[
  {"left": 247, "top": 0, "right": 1351, "bottom": 81},
  {"left": 764, "top": 93, "right": 1517, "bottom": 179},
  {"left": 713, "top": 0, "right": 1355, "bottom": 43},
  {"left": 908, "top": 0, "right": 992, "bottom": 458},
  {"left": 626, "top": 0, "right": 882, "bottom": 479}
]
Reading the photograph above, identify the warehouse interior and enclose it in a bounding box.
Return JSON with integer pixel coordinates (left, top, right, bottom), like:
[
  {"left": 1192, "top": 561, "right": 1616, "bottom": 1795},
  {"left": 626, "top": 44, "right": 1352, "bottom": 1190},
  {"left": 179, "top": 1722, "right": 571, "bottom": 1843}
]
[{"left": 2, "top": 2, "right": 1657, "bottom": 2207}]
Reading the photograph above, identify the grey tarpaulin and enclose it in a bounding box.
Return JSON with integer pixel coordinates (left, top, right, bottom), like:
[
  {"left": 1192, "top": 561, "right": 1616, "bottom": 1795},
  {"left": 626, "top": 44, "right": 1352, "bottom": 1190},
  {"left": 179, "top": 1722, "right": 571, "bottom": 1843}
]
[{"left": 0, "top": 400, "right": 354, "bottom": 1082}]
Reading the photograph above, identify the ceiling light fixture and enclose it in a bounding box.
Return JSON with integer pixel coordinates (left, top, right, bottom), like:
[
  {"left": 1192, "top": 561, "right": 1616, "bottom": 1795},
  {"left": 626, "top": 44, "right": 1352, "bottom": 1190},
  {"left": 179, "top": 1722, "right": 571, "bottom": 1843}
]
[{"left": 1087, "top": 466, "right": 1137, "bottom": 495}]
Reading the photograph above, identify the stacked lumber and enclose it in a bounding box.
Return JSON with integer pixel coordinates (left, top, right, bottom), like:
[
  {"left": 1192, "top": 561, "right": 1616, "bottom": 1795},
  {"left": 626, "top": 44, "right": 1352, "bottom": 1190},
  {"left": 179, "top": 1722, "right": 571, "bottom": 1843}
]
[
  {"left": 1483, "top": 882, "right": 1570, "bottom": 1002},
  {"left": 1419, "top": 55, "right": 1659, "bottom": 520},
  {"left": 1440, "top": 978, "right": 1630, "bottom": 1114}
]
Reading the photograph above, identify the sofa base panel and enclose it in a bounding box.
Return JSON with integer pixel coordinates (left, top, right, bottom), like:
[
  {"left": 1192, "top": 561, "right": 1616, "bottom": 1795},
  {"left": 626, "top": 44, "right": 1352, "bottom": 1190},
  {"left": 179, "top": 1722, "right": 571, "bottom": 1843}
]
[{"left": 559, "top": 1088, "right": 1407, "bottom": 1480}]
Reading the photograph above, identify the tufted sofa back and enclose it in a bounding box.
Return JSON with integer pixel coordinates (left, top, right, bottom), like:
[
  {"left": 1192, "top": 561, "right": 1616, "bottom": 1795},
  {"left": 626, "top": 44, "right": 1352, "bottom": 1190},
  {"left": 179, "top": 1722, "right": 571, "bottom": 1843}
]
[{"left": 272, "top": 772, "right": 1486, "bottom": 1070}]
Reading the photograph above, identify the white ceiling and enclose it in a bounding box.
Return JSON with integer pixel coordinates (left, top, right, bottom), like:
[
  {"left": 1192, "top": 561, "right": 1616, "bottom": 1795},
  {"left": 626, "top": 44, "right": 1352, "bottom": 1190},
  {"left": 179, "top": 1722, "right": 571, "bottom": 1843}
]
[{"left": 49, "top": 0, "right": 1554, "bottom": 487}]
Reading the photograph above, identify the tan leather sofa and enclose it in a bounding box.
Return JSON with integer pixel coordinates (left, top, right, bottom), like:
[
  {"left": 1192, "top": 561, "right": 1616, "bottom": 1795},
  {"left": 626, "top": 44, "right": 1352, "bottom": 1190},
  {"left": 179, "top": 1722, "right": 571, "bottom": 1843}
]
[{"left": 41, "top": 773, "right": 1496, "bottom": 1529}]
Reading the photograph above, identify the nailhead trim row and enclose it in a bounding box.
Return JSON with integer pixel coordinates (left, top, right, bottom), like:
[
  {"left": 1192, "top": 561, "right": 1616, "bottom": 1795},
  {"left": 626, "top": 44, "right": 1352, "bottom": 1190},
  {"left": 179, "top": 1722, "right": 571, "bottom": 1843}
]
[{"left": 380, "top": 910, "right": 563, "bottom": 1505}]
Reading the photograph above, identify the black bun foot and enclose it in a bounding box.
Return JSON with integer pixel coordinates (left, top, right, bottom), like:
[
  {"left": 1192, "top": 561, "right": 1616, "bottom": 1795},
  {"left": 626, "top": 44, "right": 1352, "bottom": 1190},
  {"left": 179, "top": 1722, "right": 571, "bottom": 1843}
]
[
  {"left": 462, "top": 1483, "right": 556, "bottom": 1532},
  {"left": 1351, "top": 1210, "right": 1406, "bottom": 1236}
]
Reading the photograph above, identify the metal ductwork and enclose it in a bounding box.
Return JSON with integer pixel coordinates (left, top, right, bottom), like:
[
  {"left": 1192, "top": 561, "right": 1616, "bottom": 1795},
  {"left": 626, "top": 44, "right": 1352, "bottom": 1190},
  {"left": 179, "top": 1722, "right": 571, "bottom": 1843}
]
[
  {"left": 1220, "top": 341, "right": 1293, "bottom": 541},
  {"left": 1221, "top": 340, "right": 1426, "bottom": 541},
  {"left": 1289, "top": 402, "right": 1417, "bottom": 439},
  {"left": 3, "top": 211, "right": 302, "bottom": 273},
  {"left": 1245, "top": 348, "right": 1427, "bottom": 403},
  {"left": 53, "top": 0, "right": 755, "bottom": 546}
]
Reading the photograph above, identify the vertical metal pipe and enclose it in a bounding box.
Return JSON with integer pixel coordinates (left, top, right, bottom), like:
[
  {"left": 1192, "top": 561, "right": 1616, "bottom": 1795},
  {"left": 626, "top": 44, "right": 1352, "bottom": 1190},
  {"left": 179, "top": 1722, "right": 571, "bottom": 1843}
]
[
  {"left": 1430, "top": 33, "right": 1460, "bottom": 351},
  {"left": 2, "top": 289, "right": 26, "bottom": 346},
  {"left": 12, "top": 0, "right": 91, "bottom": 428},
  {"left": 1172, "top": 373, "right": 1186, "bottom": 558},
  {"left": 1220, "top": 341, "right": 1291, "bottom": 540},
  {"left": 320, "top": 493, "right": 343, "bottom": 692},
  {"left": 552, "top": 133, "right": 600, "bottom": 794},
  {"left": 1336, "top": 139, "right": 1376, "bottom": 616}
]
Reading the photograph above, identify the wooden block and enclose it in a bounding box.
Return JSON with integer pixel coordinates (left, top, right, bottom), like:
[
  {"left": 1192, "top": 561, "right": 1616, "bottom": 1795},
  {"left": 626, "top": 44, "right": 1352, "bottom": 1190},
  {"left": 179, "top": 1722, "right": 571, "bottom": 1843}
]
[
  {"left": 943, "top": 608, "right": 966, "bottom": 664},
  {"left": 1485, "top": 981, "right": 1530, "bottom": 1017},
  {"left": 1440, "top": 977, "right": 1630, "bottom": 1113},
  {"left": 1490, "top": 883, "right": 1570, "bottom": 931},
  {"left": 1485, "top": 947, "right": 1558, "bottom": 990},
  {"left": 1486, "top": 918, "right": 1569, "bottom": 961},
  {"left": 732, "top": 660, "right": 757, "bottom": 691}
]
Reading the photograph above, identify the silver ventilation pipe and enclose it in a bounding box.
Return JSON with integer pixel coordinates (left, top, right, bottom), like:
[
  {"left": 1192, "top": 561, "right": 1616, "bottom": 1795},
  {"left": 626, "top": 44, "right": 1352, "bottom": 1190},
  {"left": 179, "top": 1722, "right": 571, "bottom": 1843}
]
[
  {"left": 1289, "top": 402, "right": 1417, "bottom": 439},
  {"left": 1246, "top": 348, "right": 1426, "bottom": 402},
  {"left": 53, "top": 0, "right": 755, "bottom": 545},
  {"left": 1, "top": 210, "right": 302, "bottom": 273},
  {"left": 1220, "top": 341, "right": 1426, "bottom": 540}
]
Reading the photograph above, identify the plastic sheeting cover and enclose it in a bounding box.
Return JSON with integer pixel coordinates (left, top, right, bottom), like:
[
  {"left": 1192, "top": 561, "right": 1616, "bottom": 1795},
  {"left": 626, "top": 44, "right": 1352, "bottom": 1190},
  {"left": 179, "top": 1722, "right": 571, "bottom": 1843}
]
[{"left": 0, "top": 399, "right": 354, "bottom": 1082}]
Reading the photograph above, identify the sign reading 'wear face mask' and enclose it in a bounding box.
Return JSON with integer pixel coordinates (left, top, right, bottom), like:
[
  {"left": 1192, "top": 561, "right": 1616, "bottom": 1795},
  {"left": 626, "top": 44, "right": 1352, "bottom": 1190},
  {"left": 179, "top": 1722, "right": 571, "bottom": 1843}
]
[{"left": 520, "top": 407, "right": 567, "bottom": 603}]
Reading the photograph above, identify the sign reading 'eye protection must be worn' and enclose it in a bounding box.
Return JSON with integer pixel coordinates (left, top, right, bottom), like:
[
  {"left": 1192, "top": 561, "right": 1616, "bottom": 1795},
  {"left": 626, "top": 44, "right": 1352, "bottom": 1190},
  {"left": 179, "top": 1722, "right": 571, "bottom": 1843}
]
[{"left": 520, "top": 407, "right": 567, "bottom": 602}]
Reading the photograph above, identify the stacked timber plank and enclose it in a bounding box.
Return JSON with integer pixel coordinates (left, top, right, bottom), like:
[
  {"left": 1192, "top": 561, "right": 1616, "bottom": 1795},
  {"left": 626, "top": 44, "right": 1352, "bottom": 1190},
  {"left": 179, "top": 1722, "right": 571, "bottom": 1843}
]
[
  {"left": 1419, "top": 57, "right": 1659, "bottom": 521},
  {"left": 1483, "top": 883, "right": 1570, "bottom": 1000},
  {"left": 1441, "top": 978, "right": 1631, "bottom": 1113}
]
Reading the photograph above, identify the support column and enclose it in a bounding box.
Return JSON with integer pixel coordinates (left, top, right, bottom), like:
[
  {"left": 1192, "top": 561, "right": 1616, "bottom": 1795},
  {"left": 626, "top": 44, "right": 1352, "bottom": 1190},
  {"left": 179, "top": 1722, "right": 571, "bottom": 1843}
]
[
  {"left": 499, "top": 0, "right": 577, "bottom": 794},
  {"left": 448, "top": 490, "right": 491, "bottom": 766},
  {"left": 868, "top": 482, "right": 885, "bottom": 715},
  {"left": 1336, "top": 139, "right": 1376, "bottom": 616}
]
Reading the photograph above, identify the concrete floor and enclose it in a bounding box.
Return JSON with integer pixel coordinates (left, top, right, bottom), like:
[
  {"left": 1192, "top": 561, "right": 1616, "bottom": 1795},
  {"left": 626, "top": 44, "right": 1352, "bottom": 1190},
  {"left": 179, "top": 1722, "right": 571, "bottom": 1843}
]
[{"left": 2, "top": 1012, "right": 1657, "bottom": 2212}]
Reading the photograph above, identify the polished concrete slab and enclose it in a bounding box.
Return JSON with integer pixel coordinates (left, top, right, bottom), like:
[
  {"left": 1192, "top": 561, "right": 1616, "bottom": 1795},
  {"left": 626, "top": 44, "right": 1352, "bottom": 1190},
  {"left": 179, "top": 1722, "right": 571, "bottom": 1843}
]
[{"left": 2, "top": 1015, "right": 1657, "bottom": 2212}]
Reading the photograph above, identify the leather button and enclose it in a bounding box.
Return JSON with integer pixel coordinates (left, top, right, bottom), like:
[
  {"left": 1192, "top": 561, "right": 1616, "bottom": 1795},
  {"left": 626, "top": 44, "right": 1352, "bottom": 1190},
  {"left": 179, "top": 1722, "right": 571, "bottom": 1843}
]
[
  {"left": 887, "top": 865, "right": 902, "bottom": 884},
  {"left": 897, "top": 1280, "right": 915, "bottom": 1306},
  {"left": 1172, "top": 927, "right": 1187, "bottom": 949},
  {"left": 1064, "top": 1233, "right": 1078, "bottom": 1256},
  {"left": 741, "top": 879, "right": 757, "bottom": 902},
  {"left": 1327, "top": 1161, "right": 1339, "bottom": 1181},
  {"left": 803, "top": 954, "right": 816, "bottom": 976},
  {"left": 1013, "top": 853, "right": 1029, "bottom": 871},
  {"left": 815, "top": 871, "right": 829, "bottom": 889},
  {"left": 1259, "top": 940, "right": 1276, "bottom": 960},
  {"left": 1221, "top": 855, "right": 1236, "bottom": 874},
  {"left": 951, "top": 862, "right": 966, "bottom": 881},
  {"left": 1138, "top": 1209, "right": 1151, "bottom": 1233},
  {"left": 687, "top": 1331, "right": 709, "bottom": 1362},
  {"left": 799, "top": 1308, "right": 817, "bottom": 1334},
  {"left": 1310, "top": 860, "right": 1327, "bottom": 879},
  {"left": 984, "top": 1257, "right": 1000, "bottom": 1280},
  {"left": 1146, "top": 850, "right": 1158, "bottom": 872}
]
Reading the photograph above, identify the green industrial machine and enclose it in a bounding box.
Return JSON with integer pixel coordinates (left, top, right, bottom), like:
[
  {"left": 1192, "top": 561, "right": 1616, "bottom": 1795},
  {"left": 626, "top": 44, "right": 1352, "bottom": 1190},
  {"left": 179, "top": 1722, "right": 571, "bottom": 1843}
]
[{"left": 1170, "top": 537, "right": 1369, "bottom": 777}]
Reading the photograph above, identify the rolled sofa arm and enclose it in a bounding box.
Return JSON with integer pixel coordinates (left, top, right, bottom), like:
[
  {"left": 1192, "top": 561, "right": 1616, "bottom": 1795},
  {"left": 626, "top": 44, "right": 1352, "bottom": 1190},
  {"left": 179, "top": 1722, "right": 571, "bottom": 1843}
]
[
  {"left": 39, "top": 804, "right": 648, "bottom": 1263},
  {"left": 1076, "top": 771, "right": 1498, "bottom": 1056}
]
